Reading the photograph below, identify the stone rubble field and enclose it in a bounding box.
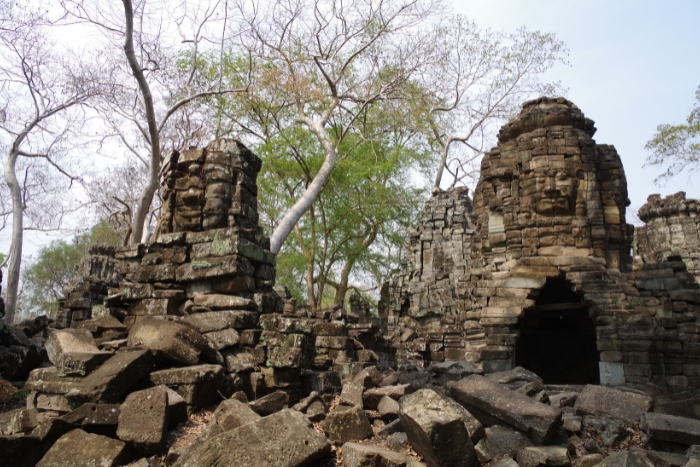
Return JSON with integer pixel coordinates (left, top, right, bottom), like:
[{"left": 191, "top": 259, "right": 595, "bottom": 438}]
[{"left": 3, "top": 324, "right": 700, "bottom": 467}]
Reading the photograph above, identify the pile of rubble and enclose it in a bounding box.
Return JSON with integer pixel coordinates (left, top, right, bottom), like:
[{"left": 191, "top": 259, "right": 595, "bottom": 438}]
[{"left": 5, "top": 359, "right": 700, "bottom": 467}]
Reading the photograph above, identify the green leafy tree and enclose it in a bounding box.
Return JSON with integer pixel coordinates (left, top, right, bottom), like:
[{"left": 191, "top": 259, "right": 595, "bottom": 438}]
[
  {"left": 17, "top": 221, "right": 124, "bottom": 319},
  {"left": 645, "top": 86, "right": 700, "bottom": 184}
]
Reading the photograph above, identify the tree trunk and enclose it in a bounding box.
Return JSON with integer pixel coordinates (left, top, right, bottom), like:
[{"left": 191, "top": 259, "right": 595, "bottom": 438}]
[
  {"left": 121, "top": 0, "right": 161, "bottom": 245},
  {"left": 270, "top": 120, "right": 338, "bottom": 253},
  {"left": 333, "top": 259, "right": 354, "bottom": 306},
  {"left": 4, "top": 149, "right": 23, "bottom": 324}
]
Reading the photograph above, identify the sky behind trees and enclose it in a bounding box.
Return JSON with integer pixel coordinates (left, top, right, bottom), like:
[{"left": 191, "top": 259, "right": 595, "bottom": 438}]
[{"left": 458, "top": 0, "right": 700, "bottom": 217}]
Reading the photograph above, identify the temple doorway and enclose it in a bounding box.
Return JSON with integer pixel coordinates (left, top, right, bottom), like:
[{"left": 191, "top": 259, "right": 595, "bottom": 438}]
[{"left": 514, "top": 278, "right": 600, "bottom": 385}]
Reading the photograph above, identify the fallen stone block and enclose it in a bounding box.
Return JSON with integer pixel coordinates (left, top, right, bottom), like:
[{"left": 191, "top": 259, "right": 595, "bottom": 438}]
[
  {"left": 76, "top": 315, "right": 127, "bottom": 333},
  {"left": 222, "top": 347, "right": 257, "bottom": 372},
  {"left": 595, "top": 450, "right": 654, "bottom": 466},
  {"left": 172, "top": 409, "right": 331, "bottom": 467},
  {"left": 56, "top": 351, "right": 112, "bottom": 377},
  {"left": 340, "top": 381, "right": 364, "bottom": 408},
  {"left": 341, "top": 442, "right": 407, "bottom": 467},
  {"left": 117, "top": 386, "right": 169, "bottom": 455},
  {"left": 8, "top": 408, "right": 38, "bottom": 434},
  {"left": 204, "top": 328, "right": 240, "bottom": 350},
  {"left": 352, "top": 366, "right": 384, "bottom": 390},
  {"left": 192, "top": 293, "right": 256, "bottom": 310},
  {"left": 148, "top": 365, "right": 225, "bottom": 409},
  {"left": 364, "top": 384, "right": 412, "bottom": 410},
  {"left": 574, "top": 385, "right": 653, "bottom": 423},
  {"left": 571, "top": 454, "right": 604, "bottom": 467},
  {"left": 249, "top": 390, "right": 287, "bottom": 416},
  {"left": 180, "top": 310, "right": 259, "bottom": 333},
  {"left": 641, "top": 412, "right": 700, "bottom": 446},
  {"left": 378, "top": 395, "right": 400, "bottom": 421},
  {"left": 490, "top": 458, "right": 519, "bottom": 467},
  {"left": 301, "top": 369, "right": 342, "bottom": 395},
  {"left": 165, "top": 387, "right": 188, "bottom": 428},
  {"left": 202, "top": 398, "right": 260, "bottom": 441},
  {"left": 654, "top": 396, "right": 700, "bottom": 421},
  {"left": 474, "top": 425, "right": 534, "bottom": 464},
  {"left": 65, "top": 348, "right": 154, "bottom": 404},
  {"left": 36, "top": 428, "right": 132, "bottom": 467},
  {"left": 644, "top": 450, "right": 689, "bottom": 467},
  {"left": 322, "top": 405, "right": 373, "bottom": 443},
  {"left": 516, "top": 446, "right": 570, "bottom": 467},
  {"left": 447, "top": 375, "right": 562, "bottom": 445},
  {"left": 45, "top": 329, "right": 98, "bottom": 365},
  {"left": 444, "top": 396, "right": 485, "bottom": 444},
  {"left": 398, "top": 388, "right": 477, "bottom": 467},
  {"left": 127, "top": 316, "right": 215, "bottom": 365},
  {"left": 36, "top": 393, "right": 73, "bottom": 413},
  {"left": 60, "top": 403, "right": 120, "bottom": 432}
]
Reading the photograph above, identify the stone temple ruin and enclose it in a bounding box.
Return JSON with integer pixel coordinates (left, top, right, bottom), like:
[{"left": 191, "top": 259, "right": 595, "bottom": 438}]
[
  {"left": 2, "top": 97, "right": 700, "bottom": 466},
  {"left": 380, "top": 97, "right": 700, "bottom": 393}
]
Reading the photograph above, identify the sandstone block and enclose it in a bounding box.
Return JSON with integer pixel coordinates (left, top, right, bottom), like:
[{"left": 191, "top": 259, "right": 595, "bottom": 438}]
[
  {"left": 340, "top": 382, "right": 364, "bottom": 408},
  {"left": 516, "top": 446, "right": 569, "bottom": 467},
  {"left": 249, "top": 391, "right": 287, "bottom": 416},
  {"left": 378, "top": 396, "right": 400, "bottom": 421},
  {"left": 574, "top": 385, "right": 653, "bottom": 423},
  {"left": 37, "top": 429, "right": 131, "bottom": 467},
  {"left": 192, "top": 293, "right": 256, "bottom": 310},
  {"left": 364, "top": 384, "right": 412, "bottom": 410},
  {"left": 65, "top": 348, "right": 154, "bottom": 404},
  {"left": 595, "top": 450, "right": 654, "bottom": 467},
  {"left": 45, "top": 329, "right": 98, "bottom": 364},
  {"left": 341, "top": 442, "right": 408, "bottom": 467},
  {"left": 180, "top": 310, "right": 259, "bottom": 333},
  {"left": 173, "top": 409, "right": 330, "bottom": 467},
  {"left": 147, "top": 364, "right": 225, "bottom": 386},
  {"left": 398, "top": 388, "right": 477, "bottom": 467},
  {"left": 204, "top": 328, "right": 240, "bottom": 350},
  {"left": 641, "top": 412, "right": 700, "bottom": 446},
  {"left": 60, "top": 403, "right": 120, "bottom": 430},
  {"left": 474, "top": 425, "right": 534, "bottom": 464},
  {"left": 446, "top": 375, "right": 562, "bottom": 445},
  {"left": 201, "top": 398, "right": 260, "bottom": 441},
  {"left": 117, "top": 386, "right": 168, "bottom": 455},
  {"left": 127, "top": 316, "right": 214, "bottom": 365},
  {"left": 322, "top": 405, "right": 373, "bottom": 443}
]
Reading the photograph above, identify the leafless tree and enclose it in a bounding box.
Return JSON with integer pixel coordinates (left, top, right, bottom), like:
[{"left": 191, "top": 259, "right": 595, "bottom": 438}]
[
  {"left": 424, "top": 20, "right": 568, "bottom": 190},
  {"left": 0, "top": 6, "right": 99, "bottom": 323},
  {"left": 61, "top": 0, "right": 250, "bottom": 244}
]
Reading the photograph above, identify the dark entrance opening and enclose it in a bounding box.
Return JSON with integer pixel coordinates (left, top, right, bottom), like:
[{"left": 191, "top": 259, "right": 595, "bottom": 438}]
[{"left": 515, "top": 278, "right": 600, "bottom": 385}]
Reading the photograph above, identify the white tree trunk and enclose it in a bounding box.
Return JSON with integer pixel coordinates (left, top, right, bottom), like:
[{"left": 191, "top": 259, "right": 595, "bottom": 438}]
[
  {"left": 4, "top": 149, "right": 23, "bottom": 324},
  {"left": 269, "top": 121, "right": 338, "bottom": 254}
]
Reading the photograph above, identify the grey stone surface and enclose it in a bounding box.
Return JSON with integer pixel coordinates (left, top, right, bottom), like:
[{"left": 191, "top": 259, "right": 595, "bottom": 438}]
[
  {"left": 322, "top": 405, "right": 373, "bottom": 443},
  {"left": 641, "top": 412, "right": 700, "bottom": 446},
  {"left": 341, "top": 442, "right": 408, "bottom": 467},
  {"left": 36, "top": 428, "right": 131, "bottom": 467},
  {"left": 249, "top": 391, "right": 287, "bottom": 416},
  {"left": 447, "top": 375, "right": 562, "bottom": 445},
  {"left": 516, "top": 446, "right": 569, "bottom": 467},
  {"left": 117, "top": 386, "right": 168, "bottom": 455},
  {"left": 173, "top": 409, "right": 330, "bottom": 467},
  {"left": 474, "top": 425, "right": 534, "bottom": 464},
  {"left": 398, "top": 388, "right": 477, "bottom": 467},
  {"left": 575, "top": 385, "right": 653, "bottom": 424},
  {"left": 127, "top": 316, "right": 214, "bottom": 366}
]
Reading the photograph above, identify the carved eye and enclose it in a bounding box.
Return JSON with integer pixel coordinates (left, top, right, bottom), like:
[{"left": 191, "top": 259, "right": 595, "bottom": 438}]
[{"left": 556, "top": 171, "right": 568, "bottom": 180}]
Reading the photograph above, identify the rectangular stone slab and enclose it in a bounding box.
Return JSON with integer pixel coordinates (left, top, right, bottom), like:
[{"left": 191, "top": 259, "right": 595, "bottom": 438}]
[
  {"left": 641, "top": 412, "right": 700, "bottom": 446},
  {"left": 446, "top": 375, "right": 562, "bottom": 445},
  {"left": 574, "top": 384, "right": 653, "bottom": 423},
  {"left": 172, "top": 409, "right": 330, "bottom": 467},
  {"left": 192, "top": 293, "right": 256, "bottom": 310},
  {"left": 25, "top": 367, "right": 83, "bottom": 395},
  {"left": 180, "top": 310, "right": 258, "bottom": 333},
  {"left": 65, "top": 349, "right": 154, "bottom": 404}
]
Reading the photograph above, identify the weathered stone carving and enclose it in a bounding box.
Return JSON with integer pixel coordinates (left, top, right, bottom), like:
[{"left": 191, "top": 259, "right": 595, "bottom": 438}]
[{"left": 383, "top": 97, "right": 700, "bottom": 394}]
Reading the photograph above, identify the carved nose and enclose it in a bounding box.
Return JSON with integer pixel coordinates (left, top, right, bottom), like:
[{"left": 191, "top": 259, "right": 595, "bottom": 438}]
[{"left": 544, "top": 178, "right": 559, "bottom": 197}]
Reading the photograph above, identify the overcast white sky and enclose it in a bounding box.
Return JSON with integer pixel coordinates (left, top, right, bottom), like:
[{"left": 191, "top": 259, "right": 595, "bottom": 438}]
[{"left": 456, "top": 0, "right": 700, "bottom": 215}]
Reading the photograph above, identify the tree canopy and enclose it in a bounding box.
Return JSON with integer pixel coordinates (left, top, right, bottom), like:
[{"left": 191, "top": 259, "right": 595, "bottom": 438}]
[{"left": 645, "top": 86, "right": 700, "bottom": 185}]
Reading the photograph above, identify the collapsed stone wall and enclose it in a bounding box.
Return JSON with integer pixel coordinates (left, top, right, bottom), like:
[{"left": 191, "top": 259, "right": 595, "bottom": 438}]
[
  {"left": 382, "top": 97, "right": 700, "bottom": 394},
  {"left": 379, "top": 187, "right": 474, "bottom": 362},
  {"left": 43, "top": 138, "right": 390, "bottom": 411},
  {"left": 636, "top": 191, "right": 700, "bottom": 282}
]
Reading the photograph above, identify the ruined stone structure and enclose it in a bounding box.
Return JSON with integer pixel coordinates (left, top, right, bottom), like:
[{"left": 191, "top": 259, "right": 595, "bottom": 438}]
[
  {"left": 636, "top": 191, "right": 700, "bottom": 282},
  {"left": 50, "top": 139, "right": 389, "bottom": 408},
  {"left": 382, "top": 98, "right": 700, "bottom": 393}
]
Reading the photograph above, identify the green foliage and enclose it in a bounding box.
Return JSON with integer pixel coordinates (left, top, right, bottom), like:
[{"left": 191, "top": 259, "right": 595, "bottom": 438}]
[
  {"left": 14, "top": 388, "right": 29, "bottom": 400},
  {"left": 17, "top": 220, "right": 123, "bottom": 319},
  {"left": 645, "top": 86, "right": 700, "bottom": 185}
]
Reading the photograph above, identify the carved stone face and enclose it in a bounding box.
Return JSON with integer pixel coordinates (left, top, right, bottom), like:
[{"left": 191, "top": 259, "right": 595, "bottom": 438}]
[{"left": 533, "top": 167, "right": 583, "bottom": 216}]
